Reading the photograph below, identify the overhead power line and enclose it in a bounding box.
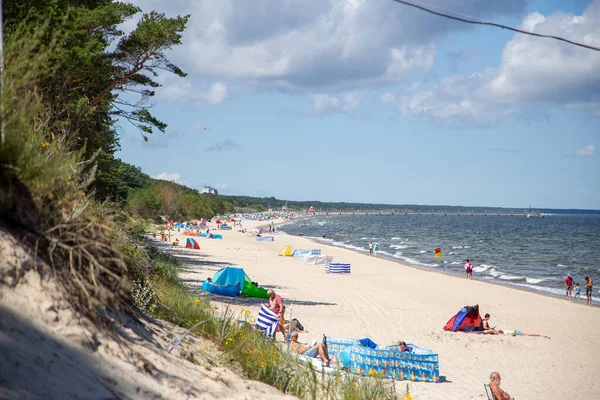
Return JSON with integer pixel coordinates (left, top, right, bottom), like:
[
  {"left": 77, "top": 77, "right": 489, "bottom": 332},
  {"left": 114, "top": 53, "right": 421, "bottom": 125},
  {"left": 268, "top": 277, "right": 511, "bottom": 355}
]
[{"left": 390, "top": 0, "right": 600, "bottom": 52}]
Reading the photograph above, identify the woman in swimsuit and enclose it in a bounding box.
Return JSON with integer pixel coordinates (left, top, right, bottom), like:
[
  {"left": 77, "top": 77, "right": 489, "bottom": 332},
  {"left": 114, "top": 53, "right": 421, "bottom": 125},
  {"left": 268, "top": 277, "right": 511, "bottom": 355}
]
[{"left": 585, "top": 277, "right": 593, "bottom": 305}]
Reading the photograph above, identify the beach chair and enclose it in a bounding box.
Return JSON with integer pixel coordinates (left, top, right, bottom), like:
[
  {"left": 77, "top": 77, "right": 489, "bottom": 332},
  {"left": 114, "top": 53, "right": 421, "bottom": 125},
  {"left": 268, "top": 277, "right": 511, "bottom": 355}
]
[
  {"left": 483, "top": 383, "right": 494, "bottom": 400},
  {"left": 256, "top": 304, "right": 279, "bottom": 337}
]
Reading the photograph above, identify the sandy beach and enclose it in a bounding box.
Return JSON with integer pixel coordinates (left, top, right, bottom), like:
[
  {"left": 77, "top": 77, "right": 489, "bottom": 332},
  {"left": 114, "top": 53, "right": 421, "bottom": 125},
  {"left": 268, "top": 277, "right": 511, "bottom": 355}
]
[{"left": 159, "top": 219, "right": 599, "bottom": 400}]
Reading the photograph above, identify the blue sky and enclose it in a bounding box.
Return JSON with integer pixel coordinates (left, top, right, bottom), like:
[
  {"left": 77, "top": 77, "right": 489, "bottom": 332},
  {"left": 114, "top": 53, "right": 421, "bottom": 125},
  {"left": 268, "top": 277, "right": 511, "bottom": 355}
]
[{"left": 117, "top": 0, "right": 600, "bottom": 209}]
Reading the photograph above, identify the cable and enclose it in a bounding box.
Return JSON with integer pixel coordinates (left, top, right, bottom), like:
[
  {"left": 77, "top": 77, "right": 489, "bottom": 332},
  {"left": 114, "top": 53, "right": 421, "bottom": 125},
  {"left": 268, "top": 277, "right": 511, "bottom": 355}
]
[{"left": 390, "top": 0, "right": 600, "bottom": 52}]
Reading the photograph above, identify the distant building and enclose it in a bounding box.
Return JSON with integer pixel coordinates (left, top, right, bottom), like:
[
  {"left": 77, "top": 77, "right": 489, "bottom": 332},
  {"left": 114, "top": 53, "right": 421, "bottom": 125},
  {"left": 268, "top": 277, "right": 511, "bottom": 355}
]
[{"left": 201, "top": 185, "right": 218, "bottom": 195}]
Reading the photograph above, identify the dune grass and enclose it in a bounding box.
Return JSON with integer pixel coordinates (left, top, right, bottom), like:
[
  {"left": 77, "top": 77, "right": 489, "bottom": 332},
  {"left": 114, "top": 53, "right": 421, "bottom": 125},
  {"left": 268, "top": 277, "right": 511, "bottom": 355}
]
[{"left": 141, "top": 239, "right": 402, "bottom": 399}]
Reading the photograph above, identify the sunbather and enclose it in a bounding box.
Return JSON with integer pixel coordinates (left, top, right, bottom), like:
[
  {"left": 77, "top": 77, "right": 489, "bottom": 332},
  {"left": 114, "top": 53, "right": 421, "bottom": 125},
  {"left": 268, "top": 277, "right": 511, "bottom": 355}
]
[
  {"left": 289, "top": 332, "right": 333, "bottom": 366},
  {"left": 399, "top": 341, "right": 411, "bottom": 352},
  {"left": 489, "top": 371, "right": 515, "bottom": 400}
]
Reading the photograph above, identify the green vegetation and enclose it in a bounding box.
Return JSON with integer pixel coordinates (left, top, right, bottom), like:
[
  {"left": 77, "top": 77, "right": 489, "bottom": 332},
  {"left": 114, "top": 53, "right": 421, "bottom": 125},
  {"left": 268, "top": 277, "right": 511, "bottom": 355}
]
[{"left": 134, "top": 239, "right": 400, "bottom": 399}]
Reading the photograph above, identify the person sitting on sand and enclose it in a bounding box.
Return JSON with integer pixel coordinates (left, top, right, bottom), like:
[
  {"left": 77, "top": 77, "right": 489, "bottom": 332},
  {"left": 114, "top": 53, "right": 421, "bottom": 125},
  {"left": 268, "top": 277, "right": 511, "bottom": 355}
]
[
  {"left": 489, "top": 371, "right": 515, "bottom": 400},
  {"left": 480, "top": 314, "right": 502, "bottom": 335},
  {"left": 289, "top": 332, "right": 333, "bottom": 366},
  {"left": 172, "top": 238, "right": 179, "bottom": 246},
  {"left": 399, "top": 341, "right": 412, "bottom": 353}
]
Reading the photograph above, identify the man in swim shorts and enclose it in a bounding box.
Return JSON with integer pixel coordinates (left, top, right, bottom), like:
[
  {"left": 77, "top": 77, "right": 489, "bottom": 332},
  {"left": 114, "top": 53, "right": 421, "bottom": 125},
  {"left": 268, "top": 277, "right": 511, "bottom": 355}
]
[
  {"left": 564, "top": 274, "right": 574, "bottom": 299},
  {"left": 289, "top": 332, "right": 333, "bottom": 366}
]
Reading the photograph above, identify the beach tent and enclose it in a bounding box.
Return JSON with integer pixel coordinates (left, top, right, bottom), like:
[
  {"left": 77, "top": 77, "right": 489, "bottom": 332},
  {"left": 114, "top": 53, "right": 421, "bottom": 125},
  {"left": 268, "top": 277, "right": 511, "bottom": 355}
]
[
  {"left": 443, "top": 305, "right": 482, "bottom": 332},
  {"left": 212, "top": 266, "right": 269, "bottom": 299},
  {"left": 185, "top": 238, "right": 200, "bottom": 249},
  {"left": 292, "top": 249, "right": 322, "bottom": 258},
  {"left": 278, "top": 246, "right": 294, "bottom": 256}
]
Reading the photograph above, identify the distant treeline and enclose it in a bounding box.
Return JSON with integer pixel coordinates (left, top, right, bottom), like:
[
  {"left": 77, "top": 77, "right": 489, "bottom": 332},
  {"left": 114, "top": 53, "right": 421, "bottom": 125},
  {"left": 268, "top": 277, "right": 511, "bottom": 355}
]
[{"left": 110, "top": 159, "right": 600, "bottom": 219}]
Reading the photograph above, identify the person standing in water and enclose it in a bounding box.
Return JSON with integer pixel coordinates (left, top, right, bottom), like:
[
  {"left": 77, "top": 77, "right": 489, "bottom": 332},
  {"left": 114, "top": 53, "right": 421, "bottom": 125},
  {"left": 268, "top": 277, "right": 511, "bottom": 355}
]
[
  {"left": 465, "top": 259, "right": 473, "bottom": 279},
  {"left": 368, "top": 242, "right": 373, "bottom": 254}
]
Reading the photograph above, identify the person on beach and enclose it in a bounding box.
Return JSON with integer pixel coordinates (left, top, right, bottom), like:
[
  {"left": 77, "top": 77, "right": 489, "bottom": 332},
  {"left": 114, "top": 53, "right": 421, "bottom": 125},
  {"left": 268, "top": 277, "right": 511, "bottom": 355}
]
[
  {"left": 398, "top": 341, "right": 411, "bottom": 353},
  {"left": 373, "top": 243, "right": 378, "bottom": 256},
  {"left": 266, "top": 289, "right": 286, "bottom": 338},
  {"left": 368, "top": 242, "right": 373, "bottom": 254},
  {"left": 480, "top": 314, "right": 501, "bottom": 335},
  {"left": 489, "top": 372, "right": 515, "bottom": 400},
  {"left": 501, "top": 330, "right": 549, "bottom": 338},
  {"left": 465, "top": 259, "right": 473, "bottom": 279},
  {"left": 172, "top": 238, "right": 179, "bottom": 246},
  {"left": 289, "top": 332, "right": 333, "bottom": 366},
  {"left": 574, "top": 283, "right": 581, "bottom": 301},
  {"left": 585, "top": 276, "right": 593, "bottom": 305},
  {"left": 564, "top": 274, "right": 574, "bottom": 299}
]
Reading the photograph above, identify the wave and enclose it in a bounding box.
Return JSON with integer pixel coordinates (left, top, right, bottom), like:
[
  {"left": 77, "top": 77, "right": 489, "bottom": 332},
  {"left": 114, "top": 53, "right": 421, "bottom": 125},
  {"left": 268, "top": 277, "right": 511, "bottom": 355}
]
[
  {"left": 473, "top": 264, "right": 495, "bottom": 273},
  {"left": 556, "top": 264, "right": 569, "bottom": 268},
  {"left": 393, "top": 251, "right": 403, "bottom": 258},
  {"left": 419, "top": 250, "right": 427, "bottom": 254},
  {"left": 391, "top": 237, "right": 402, "bottom": 240},
  {"left": 526, "top": 277, "right": 552, "bottom": 284},
  {"left": 390, "top": 244, "right": 409, "bottom": 249},
  {"left": 450, "top": 261, "right": 461, "bottom": 265},
  {"left": 452, "top": 246, "right": 464, "bottom": 249}
]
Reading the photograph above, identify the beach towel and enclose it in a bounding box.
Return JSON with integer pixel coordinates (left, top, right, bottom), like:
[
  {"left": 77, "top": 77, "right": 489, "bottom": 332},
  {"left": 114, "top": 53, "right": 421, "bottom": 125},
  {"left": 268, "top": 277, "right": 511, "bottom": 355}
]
[
  {"left": 256, "top": 304, "right": 279, "bottom": 337},
  {"left": 325, "top": 262, "right": 351, "bottom": 274}
]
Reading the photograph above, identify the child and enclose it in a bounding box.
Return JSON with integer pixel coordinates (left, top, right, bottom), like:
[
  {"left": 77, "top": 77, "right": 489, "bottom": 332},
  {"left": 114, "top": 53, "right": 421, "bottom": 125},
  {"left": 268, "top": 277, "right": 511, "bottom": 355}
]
[{"left": 574, "top": 283, "right": 581, "bottom": 301}]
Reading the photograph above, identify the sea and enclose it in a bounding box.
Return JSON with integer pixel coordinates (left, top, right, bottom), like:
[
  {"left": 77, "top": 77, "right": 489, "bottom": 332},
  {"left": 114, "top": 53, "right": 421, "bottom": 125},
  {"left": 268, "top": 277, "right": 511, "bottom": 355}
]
[{"left": 277, "top": 213, "right": 600, "bottom": 302}]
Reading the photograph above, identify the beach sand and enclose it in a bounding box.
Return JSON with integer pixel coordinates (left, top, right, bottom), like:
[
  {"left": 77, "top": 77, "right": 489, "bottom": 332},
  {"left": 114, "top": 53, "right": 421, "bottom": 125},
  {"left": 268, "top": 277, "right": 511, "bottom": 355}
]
[{"left": 162, "top": 220, "right": 599, "bottom": 400}]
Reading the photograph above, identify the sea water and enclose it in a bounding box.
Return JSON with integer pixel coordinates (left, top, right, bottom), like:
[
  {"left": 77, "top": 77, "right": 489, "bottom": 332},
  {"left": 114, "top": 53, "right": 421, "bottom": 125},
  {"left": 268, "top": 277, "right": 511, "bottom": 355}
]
[{"left": 278, "top": 214, "right": 600, "bottom": 302}]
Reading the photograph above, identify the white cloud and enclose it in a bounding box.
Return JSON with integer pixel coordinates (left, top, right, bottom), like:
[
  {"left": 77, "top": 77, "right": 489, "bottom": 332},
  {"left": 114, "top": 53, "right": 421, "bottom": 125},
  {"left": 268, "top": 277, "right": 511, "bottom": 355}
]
[
  {"left": 311, "top": 90, "right": 364, "bottom": 113},
  {"left": 129, "top": 0, "right": 527, "bottom": 93},
  {"left": 153, "top": 172, "right": 181, "bottom": 182},
  {"left": 576, "top": 144, "right": 596, "bottom": 156},
  {"left": 200, "top": 82, "right": 228, "bottom": 105},
  {"left": 398, "top": 1, "right": 600, "bottom": 125},
  {"left": 193, "top": 122, "right": 209, "bottom": 130},
  {"left": 158, "top": 78, "right": 228, "bottom": 106},
  {"left": 380, "top": 92, "right": 396, "bottom": 103}
]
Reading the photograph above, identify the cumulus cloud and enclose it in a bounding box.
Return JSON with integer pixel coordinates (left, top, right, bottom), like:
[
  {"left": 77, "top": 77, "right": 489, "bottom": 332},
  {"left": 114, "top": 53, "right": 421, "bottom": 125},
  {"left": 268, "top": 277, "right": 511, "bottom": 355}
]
[
  {"left": 206, "top": 139, "right": 241, "bottom": 152},
  {"left": 398, "top": 1, "right": 600, "bottom": 125},
  {"left": 158, "top": 77, "right": 228, "bottom": 106},
  {"left": 129, "top": 0, "right": 527, "bottom": 93},
  {"left": 312, "top": 91, "right": 365, "bottom": 113},
  {"left": 153, "top": 172, "right": 181, "bottom": 182},
  {"left": 576, "top": 144, "right": 596, "bottom": 156}
]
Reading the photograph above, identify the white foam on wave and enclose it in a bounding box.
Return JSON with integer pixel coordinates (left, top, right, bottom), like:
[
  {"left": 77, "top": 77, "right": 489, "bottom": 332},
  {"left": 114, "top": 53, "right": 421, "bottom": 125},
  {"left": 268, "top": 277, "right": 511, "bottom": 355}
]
[
  {"left": 393, "top": 251, "right": 403, "bottom": 258},
  {"left": 390, "top": 244, "right": 409, "bottom": 250},
  {"left": 452, "top": 246, "right": 464, "bottom": 249},
  {"left": 488, "top": 268, "right": 502, "bottom": 278},
  {"left": 448, "top": 251, "right": 455, "bottom": 255},
  {"left": 391, "top": 237, "right": 402, "bottom": 240},
  {"left": 378, "top": 251, "right": 393, "bottom": 257},
  {"left": 473, "top": 264, "right": 494, "bottom": 273},
  {"left": 419, "top": 250, "right": 427, "bottom": 254},
  {"left": 450, "top": 261, "right": 461, "bottom": 265},
  {"left": 464, "top": 246, "right": 470, "bottom": 249},
  {"left": 526, "top": 277, "right": 552, "bottom": 284},
  {"left": 498, "top": 274, "right": 526, "bottom": 281},
  {"left": 556, "top": 264, "right": 569, "bottom": 268}
]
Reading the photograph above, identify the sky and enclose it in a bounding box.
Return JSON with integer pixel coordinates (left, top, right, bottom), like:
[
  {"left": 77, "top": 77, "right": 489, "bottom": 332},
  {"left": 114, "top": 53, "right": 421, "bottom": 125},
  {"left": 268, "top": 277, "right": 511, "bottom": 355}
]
[{"left": 116, "top": 0, "right": 600, "bottom": 210}]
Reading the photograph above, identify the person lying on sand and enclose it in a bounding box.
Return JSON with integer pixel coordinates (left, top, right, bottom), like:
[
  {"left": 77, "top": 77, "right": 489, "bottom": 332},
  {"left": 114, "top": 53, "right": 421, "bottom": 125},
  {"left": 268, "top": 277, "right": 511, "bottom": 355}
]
[
  {"left": 172, "top": 238, "right": 179, "bottom": 246},
  {"left": 489, "top": 371, "right": 515, "bottom": 400},
  {"left": 289, "top": 332, "right": 333, "bottom": 366},
  {"left": 502, "top": 330, "right": 550, "bottom": 339}
]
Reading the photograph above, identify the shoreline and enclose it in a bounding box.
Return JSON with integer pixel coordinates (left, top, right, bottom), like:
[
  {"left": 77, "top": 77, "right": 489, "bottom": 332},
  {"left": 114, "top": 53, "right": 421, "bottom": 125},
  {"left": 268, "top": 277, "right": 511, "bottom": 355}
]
[{"left": 273, "top": 218, "right": 599, "bottom": 307}]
